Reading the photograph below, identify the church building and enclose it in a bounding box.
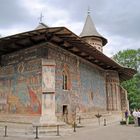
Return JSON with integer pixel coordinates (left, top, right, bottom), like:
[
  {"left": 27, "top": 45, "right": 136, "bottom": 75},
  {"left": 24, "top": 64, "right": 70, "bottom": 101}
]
[{"left": 0, "top": 13, "right": 136, "bottom": 124}]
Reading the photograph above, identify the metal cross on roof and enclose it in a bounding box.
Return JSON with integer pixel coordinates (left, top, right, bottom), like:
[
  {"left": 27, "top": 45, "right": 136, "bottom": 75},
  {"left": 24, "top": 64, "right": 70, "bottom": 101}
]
[
  {"left": 87, "top": 6, "right": 91, "bottom": 15},
  {"left": 39, "top": 12, "right": 44, "bottom": 23}
]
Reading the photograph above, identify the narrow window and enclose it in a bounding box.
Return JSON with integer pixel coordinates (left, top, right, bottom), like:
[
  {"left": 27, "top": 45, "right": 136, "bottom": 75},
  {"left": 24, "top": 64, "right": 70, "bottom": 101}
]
[
  {"left": 62, "top": 65, "right": 71, "bottom": 90},
  {"left": 91, "top": 91, "right": 94, "bottom": 100},
  {"left": 62, "top": 71, "right": 68, "bottom": 90}
]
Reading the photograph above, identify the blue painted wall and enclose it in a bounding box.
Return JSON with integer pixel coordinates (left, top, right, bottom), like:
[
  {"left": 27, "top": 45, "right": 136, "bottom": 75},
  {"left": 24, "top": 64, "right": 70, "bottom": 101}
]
[
  {"left": 48, "top": 45, "right": 107, "bottom": 115},
  {"left": 79, "top": 61, "right": 106, "bottom": 110},
  {"left": 0, "top": 47, "right": 43, "bottom": 115}
]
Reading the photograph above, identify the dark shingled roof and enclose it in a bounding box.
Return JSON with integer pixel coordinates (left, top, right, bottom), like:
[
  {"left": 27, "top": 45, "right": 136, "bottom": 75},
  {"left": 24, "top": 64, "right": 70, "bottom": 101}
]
[{"left": 0, "top": 27, "right": 136, "bottom": 81}]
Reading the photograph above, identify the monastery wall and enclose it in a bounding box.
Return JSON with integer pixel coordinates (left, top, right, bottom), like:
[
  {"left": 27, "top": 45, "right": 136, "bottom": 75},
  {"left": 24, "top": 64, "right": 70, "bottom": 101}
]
[
  {"left": 48, "top": 43, "right": 107, "bottom": 122},
  {"left": 0, "top": 46, "right": 47, "bottom": 121},
  {"left": 106, "top": 70, "right": 121, "bottom": 111},
  {"left": 0, "top": 43, "right": 122, "bottom": 123}
]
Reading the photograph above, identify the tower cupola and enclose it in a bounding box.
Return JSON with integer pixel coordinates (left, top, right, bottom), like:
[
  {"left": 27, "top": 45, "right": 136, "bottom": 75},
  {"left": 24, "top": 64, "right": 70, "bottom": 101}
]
[{"left": 80, "top": 11, "right": 107, "bottom": 52}]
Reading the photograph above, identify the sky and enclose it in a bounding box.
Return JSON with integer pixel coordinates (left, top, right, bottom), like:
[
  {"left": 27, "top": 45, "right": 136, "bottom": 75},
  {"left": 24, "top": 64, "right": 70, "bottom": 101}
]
[{"left": 0, "top": 0, "right": 140, "bottom": 57}]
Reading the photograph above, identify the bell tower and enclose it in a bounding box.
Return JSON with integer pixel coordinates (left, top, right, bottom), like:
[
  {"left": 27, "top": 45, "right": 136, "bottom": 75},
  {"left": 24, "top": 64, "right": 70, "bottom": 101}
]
[{"left": 80, "top": 10, "right": 107, "bottom": 52}]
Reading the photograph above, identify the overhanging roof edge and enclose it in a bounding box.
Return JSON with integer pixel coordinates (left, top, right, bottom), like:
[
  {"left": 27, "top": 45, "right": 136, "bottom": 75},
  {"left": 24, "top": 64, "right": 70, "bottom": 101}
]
[{"left": 0, "top": 27, "right": 137, "bottom": 80}]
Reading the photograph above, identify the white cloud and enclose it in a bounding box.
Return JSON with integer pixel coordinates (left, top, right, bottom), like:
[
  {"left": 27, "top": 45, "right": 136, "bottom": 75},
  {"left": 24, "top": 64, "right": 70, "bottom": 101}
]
[
  {"left": 52, "top": 19, "right": 83, "bottom": 35},
  {"left": 19, "top": 0, "right": 71, "bottom": 26},
  {"left": 0, "top": 0, "right": 139, "bottom": 58},
  {"left": 104, "top": 35, "right": 140, "bottom": 57},
  {"left": 18, "top": 0, "right": 83, "bottom": 35},
  {"left": 20, "top": 0, "right": 45, "bottom": 16}
]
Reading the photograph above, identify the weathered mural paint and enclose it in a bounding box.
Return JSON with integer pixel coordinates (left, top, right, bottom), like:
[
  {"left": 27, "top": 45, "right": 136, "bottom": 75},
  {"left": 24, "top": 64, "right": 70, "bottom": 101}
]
[
  {"left": 0, "top": 59, "right": 42, "bottom": 115},
  {"left": 79, "top": 61, "right": 106, "bottom": 111},
  {"left": 42, "top": 94, "right": 55, "bottom": 114},
  {"left": 42, "top": 60, "right": 55, "bottom": 92},
  {"left": 1, "top": 46, "right": 48, "bottom": 66},
  {"left": 48, "top": 44, "right": 107, "bottom": 117},
  {"left": 40, "top": 59, "right": 57, "bottom": 123},
  {"left": 0, "top": 43, "right": 122, "bottom": 123},
  {"left": 106, "top": 71, "right": 121, "bottom": 111}
]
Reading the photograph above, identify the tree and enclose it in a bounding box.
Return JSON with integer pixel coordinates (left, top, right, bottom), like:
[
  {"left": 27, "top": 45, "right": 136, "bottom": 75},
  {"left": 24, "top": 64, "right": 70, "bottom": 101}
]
[
  {"left": 113, "top": 49, "right": 140, "bottom": 71},
  {"left": 113, "top": 49, "right": 140, "bottom": 109}
]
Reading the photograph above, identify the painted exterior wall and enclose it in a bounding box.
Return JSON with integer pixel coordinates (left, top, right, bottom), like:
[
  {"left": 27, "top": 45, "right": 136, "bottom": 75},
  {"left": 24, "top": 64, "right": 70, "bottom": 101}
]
[
  {"left": 0, "top": 46, "right": 45, "bottom": 115},
  {"left": 79, "top": 61, "right": 106, "bottom": 111},
  {"left": 48, "top": 43, "right": 107, "bottom": 121},
  {"left": 40, "top": 59, "right": 57, "bottom": 123},
  {"left": 0, "top": 59, "right": 42, "bottom": 115},
  {"left": 106, "top": 70, "right": 121, "bottom": 111},
  {"left": 48, "top": 44, "right": 80, "bottom": 122},
  {"left": 0, "top": 42, "right": 125, "bottom": 123}
]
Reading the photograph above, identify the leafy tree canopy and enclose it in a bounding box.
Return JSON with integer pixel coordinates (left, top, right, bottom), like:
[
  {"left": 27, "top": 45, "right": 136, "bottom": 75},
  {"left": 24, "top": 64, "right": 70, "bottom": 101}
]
[
  {"left": 113, "top": 49, "right": 140, "bottom": 71},
  {"left": 113, "top": 49, "right": 140, "bottom": 109}
]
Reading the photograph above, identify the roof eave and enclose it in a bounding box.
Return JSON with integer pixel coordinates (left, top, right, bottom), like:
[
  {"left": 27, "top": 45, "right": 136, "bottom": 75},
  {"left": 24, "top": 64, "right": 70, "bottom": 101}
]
[
  {"left": 81, "top": 35, "right": 108, "bottom": 46},
  {"left": 0, "top": 27, "right": 136, "bottom": 80}
]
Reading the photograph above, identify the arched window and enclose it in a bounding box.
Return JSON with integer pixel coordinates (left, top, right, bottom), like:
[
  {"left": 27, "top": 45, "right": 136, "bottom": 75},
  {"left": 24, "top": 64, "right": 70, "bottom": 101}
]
[
  {"left": 62, "top": 70, "right": 68, "bottom": 90},
  {"left": 62, "top": 64, "right": 71, "bottom": 90}
]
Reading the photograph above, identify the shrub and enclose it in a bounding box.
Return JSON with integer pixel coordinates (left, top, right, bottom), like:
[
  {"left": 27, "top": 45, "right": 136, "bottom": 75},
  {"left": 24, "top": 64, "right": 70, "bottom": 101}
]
[
  {"left": 120, "top": 116, "right": 134, "bottom": 125},
  {"left": 128, "top": 116, "right": 134, "bottom": 124},
  {"left": 120, "top": 120, "right": 126, "bottom": 125}
]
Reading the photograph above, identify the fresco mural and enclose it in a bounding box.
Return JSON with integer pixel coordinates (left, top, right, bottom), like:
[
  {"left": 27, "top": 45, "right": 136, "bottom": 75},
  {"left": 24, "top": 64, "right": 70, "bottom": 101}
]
[
  {"left": 0, "top": 59, "right": 42, "bottom": 115},
  {"left": 1, "top": 46, "right": 48, "bottom": 66},
  {"left": 79, "top": 62, "right": 106, "bottom": 110},
  {"left": 48, "top": 46, "right": 80, "bottom": 114},
  {"left": 48, "top": 45, "right": 107, "bottom": 116},
  {"left": 106, "top": 71, "right": 121, "bottom": 111},
  {"left": 40, "top": 59, "right": 56, "bottom": 122},
  {"left": 42, "top": 93, "right": 55, "bottom": 115},
  {"left": 42, "top": 65, "right": 55, "bottom": 92}
]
